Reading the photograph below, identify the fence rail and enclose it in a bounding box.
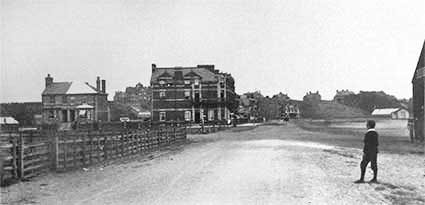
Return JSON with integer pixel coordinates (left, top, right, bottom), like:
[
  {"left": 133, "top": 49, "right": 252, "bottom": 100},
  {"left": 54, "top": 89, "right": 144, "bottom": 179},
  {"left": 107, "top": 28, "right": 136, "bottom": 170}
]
[{"left": 0, "top": 124, "right": 187, "bottom": 185}]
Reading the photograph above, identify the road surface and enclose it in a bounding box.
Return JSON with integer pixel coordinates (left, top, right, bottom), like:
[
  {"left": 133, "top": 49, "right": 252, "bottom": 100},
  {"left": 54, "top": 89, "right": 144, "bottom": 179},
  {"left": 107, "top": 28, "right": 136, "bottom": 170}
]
[{"left": 2, "top": 123, "right": 424, "bottom": 204}]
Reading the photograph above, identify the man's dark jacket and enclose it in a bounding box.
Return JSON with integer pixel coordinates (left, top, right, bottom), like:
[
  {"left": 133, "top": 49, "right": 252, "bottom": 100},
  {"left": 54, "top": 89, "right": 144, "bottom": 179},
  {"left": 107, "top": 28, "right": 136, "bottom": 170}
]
[{"left": 363, "top": 129, "right": 379, "bottom": 154}]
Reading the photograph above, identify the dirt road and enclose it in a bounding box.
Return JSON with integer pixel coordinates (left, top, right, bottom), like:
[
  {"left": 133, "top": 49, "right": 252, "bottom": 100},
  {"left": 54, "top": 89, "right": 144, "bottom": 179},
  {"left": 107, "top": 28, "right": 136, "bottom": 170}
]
[{"left": 2, "top": 124, "right": 424, "bottom": 204}]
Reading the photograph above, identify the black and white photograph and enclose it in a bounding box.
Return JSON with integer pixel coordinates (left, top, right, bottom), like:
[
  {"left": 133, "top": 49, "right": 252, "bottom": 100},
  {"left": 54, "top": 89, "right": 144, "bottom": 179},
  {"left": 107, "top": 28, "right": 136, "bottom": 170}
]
[{"left": 1, "top": 0, "right": 425, "bottom": 204}]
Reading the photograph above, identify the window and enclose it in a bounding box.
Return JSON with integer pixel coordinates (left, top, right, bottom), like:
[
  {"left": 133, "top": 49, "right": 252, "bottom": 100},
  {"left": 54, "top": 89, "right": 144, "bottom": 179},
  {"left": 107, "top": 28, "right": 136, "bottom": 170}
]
[
  {"left": 208, "top": 110, "right": 214, "bottom": 121},
  {"left": 159, "top": 112, "right": 166, "bottom": 121},
  {"left": 48, "top": 110, "right": 55, "bottom": 119},
  {"left": 220, "top": 90, "right": 225, "bottom": 99},
  {"left": 159, "top": 80, "right": 165, "bottom": 85},
  {"left": 184, "top": 111, "right": 191, "bottom": 121},
  {"left": 184, "top": 80, "right": 190, "bottom": 85},
  {"left": 184, "top": 90, "right": 191, "bottom": 99},
  {"left": 79, "top": 110, "right": 88, "bottom": 118},
  {"left": 220, "top": 82, "right": 225, "bottom": 88},
  {"left": 49, "top": 96, "right": 55, "bottom": 104},
  {"left": 62, "top": 96, "right": 67, "bottom": 103},
  {"left": 159, "top": 91, "right": 166, "bottom": 98},
  {"left": 194, "top": 79, "right": 199, "bottom": 85}
]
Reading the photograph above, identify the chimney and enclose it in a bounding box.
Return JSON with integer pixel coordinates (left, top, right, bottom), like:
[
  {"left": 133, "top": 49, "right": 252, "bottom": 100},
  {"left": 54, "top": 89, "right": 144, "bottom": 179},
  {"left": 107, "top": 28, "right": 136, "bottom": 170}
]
[
  {"left": 101, "top": 80, "right": 106, "bottom": 93},
  {"left": 45, "top": 74, "right": 53, "bottom": 87},
  {"left": 96, "top": 76, "right": 100, "bottom": 91},
  {"left": 152, "top": 64, "right": 156, "bottom": 72}
]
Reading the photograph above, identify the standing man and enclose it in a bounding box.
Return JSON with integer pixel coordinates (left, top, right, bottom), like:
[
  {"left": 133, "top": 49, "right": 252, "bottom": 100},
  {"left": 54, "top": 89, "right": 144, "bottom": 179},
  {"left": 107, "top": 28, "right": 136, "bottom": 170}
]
[{"left": 355, "top": 120, "right": 379, "bottom": 183}]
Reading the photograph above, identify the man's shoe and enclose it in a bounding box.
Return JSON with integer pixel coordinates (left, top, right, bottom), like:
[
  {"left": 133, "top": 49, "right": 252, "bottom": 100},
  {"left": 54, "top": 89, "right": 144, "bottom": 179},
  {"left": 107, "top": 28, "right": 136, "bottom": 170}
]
[
  {"left": 354, "top": 179, "right": 365, "bottom": 184},
  {"left": 369, "top": 179, "right": 378, "bottom": 183}
]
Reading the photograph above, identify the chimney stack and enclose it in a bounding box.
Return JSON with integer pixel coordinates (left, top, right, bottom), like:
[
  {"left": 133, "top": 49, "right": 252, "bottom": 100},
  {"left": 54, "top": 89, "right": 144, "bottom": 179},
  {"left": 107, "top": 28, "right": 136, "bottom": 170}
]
[
  {"left": 96, "top": 76, "right": 100, "bottom": 92},
  {"left": 152, "top": 64, "right": 156, "bottom": 72},
  {"left": 45, "top": 74, "right": 53, "bottom": 87},
  {"left": 101, "top": 80, "right": 106, "bottom": 93}
]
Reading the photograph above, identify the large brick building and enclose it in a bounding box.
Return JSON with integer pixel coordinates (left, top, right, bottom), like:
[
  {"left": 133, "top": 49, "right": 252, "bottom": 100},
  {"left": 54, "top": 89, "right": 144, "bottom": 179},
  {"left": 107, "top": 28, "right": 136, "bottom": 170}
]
[
  {"left": 412, "top": 40, "right": 425, "bottom": 142},
  {"left": 113, "top": 83, "right": 152, "bottom": 107},
  {"left": 42, "top": 74, "right": 110, "bottom": 125},
  {"left": 150, "top": 64, "right": 237, "bottom": 123}
]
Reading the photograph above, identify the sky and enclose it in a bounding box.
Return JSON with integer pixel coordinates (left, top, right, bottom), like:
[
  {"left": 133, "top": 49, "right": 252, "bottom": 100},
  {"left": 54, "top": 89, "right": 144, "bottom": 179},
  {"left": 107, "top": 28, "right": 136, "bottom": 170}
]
[{"left": 1, "top": 0, "right": 424, "bottom": 102}]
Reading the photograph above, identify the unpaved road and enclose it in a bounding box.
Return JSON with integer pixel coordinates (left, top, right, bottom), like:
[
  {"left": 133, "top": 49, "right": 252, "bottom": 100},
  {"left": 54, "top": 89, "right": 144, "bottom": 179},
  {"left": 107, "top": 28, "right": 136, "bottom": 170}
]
[{"left": 2, "top": 124, "right": 425, "bottom": 204}]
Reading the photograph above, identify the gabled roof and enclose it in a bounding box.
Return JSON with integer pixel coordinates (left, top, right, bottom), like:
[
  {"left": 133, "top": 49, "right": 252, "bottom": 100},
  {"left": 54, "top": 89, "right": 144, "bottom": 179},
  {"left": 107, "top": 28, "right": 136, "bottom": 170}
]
[
  {"left": 151, "top": 66, "right": 218, "bottom": 83},
  {"left": 413, "top": 40, "right": 425, "bottom": 81},
  {"left": 43, "top": 81, "right": 99, "bottom": 95},
  {"left": 0, "top": 116, "right": 19, "bottom": 124},
  {"left": 184, "top": 70, "right": 201, "bottom": 78},
  {"left": 66, "top": 82, "right": 98, "bottom": 94},
  {"left": 42, "top": 82, "right": 72, "bottom": 95},
  {"left": 158, "top": 71, "right": 173, "bottom": 79},
  {"left": 371, "top": 108, "right": 405, "bottom": 115}
]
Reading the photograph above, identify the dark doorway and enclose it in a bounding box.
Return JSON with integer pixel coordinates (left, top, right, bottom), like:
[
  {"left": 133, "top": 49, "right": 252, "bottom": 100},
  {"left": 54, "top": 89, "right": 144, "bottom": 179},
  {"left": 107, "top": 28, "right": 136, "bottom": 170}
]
[
  {"left": 194, "top": 92, "right": 200, "bottom": 102},
  {"left": 70, "top": 110, "right": 76, "bottom": 122},
  {"left": 62, "top": 110, "right": 68, "bottom": 122},
  {"left": 195, "top": 110, "right": 200, "bottom": 123}
]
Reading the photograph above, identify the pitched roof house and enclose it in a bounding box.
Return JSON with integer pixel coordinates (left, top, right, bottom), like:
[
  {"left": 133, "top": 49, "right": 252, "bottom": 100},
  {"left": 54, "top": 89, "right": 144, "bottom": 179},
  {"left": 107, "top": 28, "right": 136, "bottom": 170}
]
[{"left": 42, "top": 74, "right": 110, "bottom": 126}]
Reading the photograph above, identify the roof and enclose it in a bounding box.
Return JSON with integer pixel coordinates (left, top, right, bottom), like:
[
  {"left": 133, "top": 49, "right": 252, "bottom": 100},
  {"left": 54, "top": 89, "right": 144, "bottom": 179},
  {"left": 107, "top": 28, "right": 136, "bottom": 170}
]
[
  {"left": 413, "top": 40, "right": 425, "bottom": 81},
  {"left": 43, "top": 81, "right": 99, "bottom": 95},
  {"left": 371, "top": 108, "right": 406, "bottom": 115},
  {"left": 76, "top": 103, "right": 94, "bottom": 109},
  {"left": 151, "top": 66, "right": 218, "bottom": 83},
  {"left": 0, "top": 116, "right": 19, "bottom": 124},
  {"left": 42, "top": 82, "right": 72, "bottom": 95}
]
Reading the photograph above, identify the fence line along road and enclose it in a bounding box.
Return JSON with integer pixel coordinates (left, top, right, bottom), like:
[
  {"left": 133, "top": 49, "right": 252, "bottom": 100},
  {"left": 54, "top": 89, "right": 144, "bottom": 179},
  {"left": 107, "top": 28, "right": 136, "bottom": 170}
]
[{"left": 0, "top": 123, "right": 187, "bottom": 185}]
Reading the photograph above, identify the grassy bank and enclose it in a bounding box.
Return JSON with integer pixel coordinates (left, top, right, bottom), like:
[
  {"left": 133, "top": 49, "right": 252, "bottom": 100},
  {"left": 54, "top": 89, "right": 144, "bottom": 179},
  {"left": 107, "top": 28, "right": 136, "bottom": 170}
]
[{"left": 294, "top": 119, "right": 424, "bottom": 155}]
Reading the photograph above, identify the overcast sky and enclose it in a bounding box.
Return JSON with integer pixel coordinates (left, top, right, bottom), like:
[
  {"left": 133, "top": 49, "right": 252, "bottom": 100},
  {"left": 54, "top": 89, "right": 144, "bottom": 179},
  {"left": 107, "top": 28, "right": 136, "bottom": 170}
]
[{"left": 1, "top": 0, "right": 424, "bottom": 102}]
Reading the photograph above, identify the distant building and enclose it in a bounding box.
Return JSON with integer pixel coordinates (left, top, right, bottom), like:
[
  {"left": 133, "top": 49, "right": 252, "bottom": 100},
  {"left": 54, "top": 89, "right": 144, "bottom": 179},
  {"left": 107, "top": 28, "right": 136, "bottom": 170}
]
[
  {"left": 0, "top": 116, "right": 19, "bottom": 131},
  {"left": 412, "top": 40, "right": 425, "bottom": 141},
  {"left": 303, "top": 91, "right": 321, "bottom": 102},
  {"left": 333, "top": 89, "right": 355, "bottom": 104},
  {"left": 41, "top": 74, "right": 110, "bottom": 125},
  {"left": 150, "top": 64, "right": 237, "bottom": 123},
  {"left": 238, "top": 93, "right": 259, "bottom": 120},
  {"left": 371, "top": 108, "right": 409, "bottom": 119},
  {"left": 113, "top": 83, "right": 152, "bottom": 107},
  {"left": 285, "top": 104, "right": 300, "bottom": 119}
]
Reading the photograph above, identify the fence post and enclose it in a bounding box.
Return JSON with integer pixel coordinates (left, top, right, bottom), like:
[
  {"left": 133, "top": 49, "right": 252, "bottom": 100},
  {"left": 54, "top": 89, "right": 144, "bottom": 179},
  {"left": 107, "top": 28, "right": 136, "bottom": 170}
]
[
  {"left": 18, "top": 132, "right": 24, "bottom": 179},
  {"left": 81, "top": 131, "right": 86, "bottom": 167},
  {"left": 120, "top": 131, "right": 124, "bottom": 158},
  {"left": 52, "top": 131, "right": 59, "bottom": 171},
  {"left": 11, "top": 133, "right": 18, "bottom": 178},
  {"left": 103, "top": 131, "right": 108, "bottom": 161},
  {"left": 89, "top": 130, "right": 93, "bottom": 165}
]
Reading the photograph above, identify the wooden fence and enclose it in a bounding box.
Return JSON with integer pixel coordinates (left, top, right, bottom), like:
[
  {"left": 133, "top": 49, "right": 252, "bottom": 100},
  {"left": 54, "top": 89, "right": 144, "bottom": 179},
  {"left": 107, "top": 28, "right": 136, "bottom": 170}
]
[{"left": 0, "top": 124, "right": 186, "bottom": 185}]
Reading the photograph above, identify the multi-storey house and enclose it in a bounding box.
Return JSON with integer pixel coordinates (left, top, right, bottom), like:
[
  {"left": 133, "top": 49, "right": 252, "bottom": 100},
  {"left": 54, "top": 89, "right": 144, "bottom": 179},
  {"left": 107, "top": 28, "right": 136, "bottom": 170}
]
[
  {"left": 113, "top": 83, "right": 152, "bottom": 107},
  {"left": 41, "top": 74, "right": 110, "bottom": 125},
  {"left": 150, "top": 64, "right": 237, "bottom": 123}
]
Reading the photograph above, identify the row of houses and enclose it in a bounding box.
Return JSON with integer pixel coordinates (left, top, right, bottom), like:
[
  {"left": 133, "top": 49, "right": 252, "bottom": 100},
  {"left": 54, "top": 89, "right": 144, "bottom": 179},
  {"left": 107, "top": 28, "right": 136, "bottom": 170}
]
[{"left": 35, "top": 64, "right": 238, "bottom": 128}]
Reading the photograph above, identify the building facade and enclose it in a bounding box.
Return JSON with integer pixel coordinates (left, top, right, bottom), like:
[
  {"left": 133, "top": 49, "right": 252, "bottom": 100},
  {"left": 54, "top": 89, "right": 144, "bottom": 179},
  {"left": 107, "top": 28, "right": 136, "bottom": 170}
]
[
  {"left": 303, "top": 91, "right": 322, "bottom": 102},
  {"left": 412, "top": 40, "right": 425, "bottom": 141},
  {"left": 150, "top": 64, "right": 237, "bottom": 123},
  {"left": 41, "top": 74, "right": 110, "bottom": 125},
  {"left": 333, "top": 89, "right": 355, "bottom": 104},
  {"left": 113, "top": 83, "right": 152, "bottom": 107}
]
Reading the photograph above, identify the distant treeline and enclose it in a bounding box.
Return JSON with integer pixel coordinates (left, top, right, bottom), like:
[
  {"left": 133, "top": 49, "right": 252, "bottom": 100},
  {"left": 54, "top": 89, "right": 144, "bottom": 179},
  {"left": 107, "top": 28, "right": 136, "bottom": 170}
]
[{"left": 335, "top": 91, "right": 408, "bottom": 113}]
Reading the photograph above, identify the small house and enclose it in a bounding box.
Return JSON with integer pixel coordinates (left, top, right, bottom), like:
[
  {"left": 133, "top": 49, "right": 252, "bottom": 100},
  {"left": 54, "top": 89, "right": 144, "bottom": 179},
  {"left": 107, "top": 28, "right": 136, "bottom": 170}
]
[{"left": 371, "top": 108, "right": 409, "bottom": 119}]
